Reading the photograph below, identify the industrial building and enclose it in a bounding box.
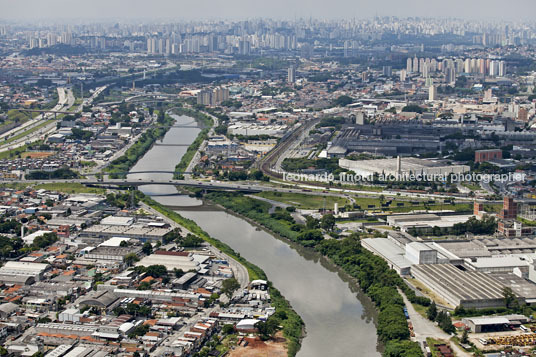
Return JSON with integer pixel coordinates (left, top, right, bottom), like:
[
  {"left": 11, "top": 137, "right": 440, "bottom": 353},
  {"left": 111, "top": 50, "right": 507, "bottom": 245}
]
[
  {"left": 80, "top": 223, "right": 172, "bottom": 243},
  {"left": 227, "top": 123, "right": 288, "bottom": 137},
  {"left": 361, "top": 238, "right": 412, "bottom": 275},
  {"left": 339, "top": 157, "right": 469, "bottom": 178},
  {"left": 78, "top": 290, "right": 119, "bottom": 311},
  {"left": 386, "top": 213, "right": 474, "bottom": 233},
  {"left": 411, "top": 264, "right": 518, "bottom": 309},
  {"left": 405, "top": 242, "right": 438, "bottom": 265},
  {"left": 0, "top": 261, "right": 50, "bottom": 285},
  {"left": 135, "top": 250, "right": 201, "bottom": 272},
  {"left": 462, "top": 315, "right": 530, "bottom": 333}
]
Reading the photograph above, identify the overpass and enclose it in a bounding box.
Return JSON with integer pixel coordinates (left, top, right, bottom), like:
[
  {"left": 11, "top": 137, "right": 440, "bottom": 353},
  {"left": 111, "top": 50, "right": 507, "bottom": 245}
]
[{"left": 6, "top": 176, "right": 355, "bottom": 199}]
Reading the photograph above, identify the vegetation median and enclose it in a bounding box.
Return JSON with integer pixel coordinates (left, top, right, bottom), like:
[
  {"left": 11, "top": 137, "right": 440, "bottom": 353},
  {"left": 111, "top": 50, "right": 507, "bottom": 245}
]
[{"left": 171, "top": 108, "right": 213, "bottom": 178}]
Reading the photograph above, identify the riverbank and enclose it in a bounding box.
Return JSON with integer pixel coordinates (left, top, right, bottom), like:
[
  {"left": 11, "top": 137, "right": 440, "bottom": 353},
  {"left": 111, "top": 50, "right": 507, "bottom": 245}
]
[
  {"left": 171, "top": 108, "right": 213, "bottom": 177},
  {"left": 141, "top": 194, "right": 304, "bottom": 357},
  {"left": 105, "top": 112, "right": 175, "bottom": 178},
  {"left": 202, "top": 191, "right": 427, "bottom": 356}
]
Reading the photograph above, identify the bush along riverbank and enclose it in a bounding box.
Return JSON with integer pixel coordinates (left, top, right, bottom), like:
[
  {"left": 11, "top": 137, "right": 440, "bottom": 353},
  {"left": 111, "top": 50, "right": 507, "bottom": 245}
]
[
  {"left": 171, "top": 108, "right": 213, "bottom": 178},
  {"left": 203, "top": 191, "right": 428, "bottom": 357},
  {"left": 105, "top": 111, "right": 174, "bottom": 178},
  {"left": 141, "top": 194, "right": 304, "bottom": 357}
]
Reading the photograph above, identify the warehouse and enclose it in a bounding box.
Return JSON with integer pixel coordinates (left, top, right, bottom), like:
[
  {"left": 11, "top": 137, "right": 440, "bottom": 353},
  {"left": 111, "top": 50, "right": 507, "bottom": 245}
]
[
  {"left": 462, "top": 315, "right": 530, "bottom": 333},
  {"left": 78, "top": 290, "right": 119, "bottom": 310},
  {"left": 464, "top": 256, "right": 530, "bottom": 275},
  {"left": 339, "top": 157, "right": 469, "bottom": 178},
  {"left": 0, "top": 261, "right": 49, "bottom": 284},
  {"left": 361, "top": 238, "right": 412, "bottom": 275},
  {"left": 80, "top": 223, "right": 172, "bottom": 243},
  {"left": 112, "top": 289, "right": 199, "bottom": 306},
  {"left": 136, "top": 250, "right": 201, "bottom": 272},
  {"left": 411, "top": 264, "right": 518, "bottom": 309},
  {"left": 386, "top": 213, "right": 474, "bottom": 233}
]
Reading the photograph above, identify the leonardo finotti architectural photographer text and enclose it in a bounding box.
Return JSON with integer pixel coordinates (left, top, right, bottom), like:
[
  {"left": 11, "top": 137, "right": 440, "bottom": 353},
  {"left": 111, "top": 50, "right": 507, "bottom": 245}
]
[{"left": 282, "top": 172, "right": 526, "bottom": 184}]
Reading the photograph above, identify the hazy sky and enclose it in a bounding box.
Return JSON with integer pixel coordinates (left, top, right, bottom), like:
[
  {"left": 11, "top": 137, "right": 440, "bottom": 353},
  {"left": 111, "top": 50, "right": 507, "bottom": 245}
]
[{"left": 1, "top": 0, "right": 535, "bottom": 21}]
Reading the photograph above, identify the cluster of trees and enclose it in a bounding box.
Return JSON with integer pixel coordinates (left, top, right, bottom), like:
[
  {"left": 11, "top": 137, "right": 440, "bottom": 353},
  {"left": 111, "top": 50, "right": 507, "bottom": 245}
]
[
  {"left": 0, "top": 219, "right": 21, "bottom": 234},
  {"left": 181, "top": 233, "right": 204, "bottom": 247},
  {"left": 333, "top": 95, "right": 354, "bottom": 107},
  {"left": 0, "top": 235, "right": 23, "bottom": 259},
  {"left": 255, "top": 315, "right": 281, "bottom": 340},
  {"left": 315, "top": 116, "right": 347, "bottom": 129},
  {"left": 70, "top": 127, "right": 93, "bottom": 141},
  {"left": 133, "top": 264, "right": 168, "bottom": 279},
  {"left": 281, "top": 157, "right": 341, "bottom": 173},
  {"left": 27, "top": 168, "right": 79, "bottom": 180},
  {"left": 221, "top": 278, "right": 240, "bottom": 299},
  {"left": 32, "top": 232, "right": 58, "bottom": 249},
  {"left": 218, "top": 169, "right": 269, "bottom": 182},
  {"left": 105, "top": 192, "right": 140, "bottom": 209},
  {"left": 114, "top": 302, "right": 152, "bottom": 318},
  {"left": 451, "top": 215, "right": 497, "bottom": 235},
  {"left": 401, "top": 104, "right": 424, "bottom": 114},
  {"left": 426, "top": 302, "right": 455, "bottom": 333}
]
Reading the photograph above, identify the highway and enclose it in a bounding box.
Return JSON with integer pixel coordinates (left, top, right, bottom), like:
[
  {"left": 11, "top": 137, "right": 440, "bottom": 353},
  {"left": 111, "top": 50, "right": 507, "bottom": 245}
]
[{"left": 0, "top": 86, "right": 112, "bottom": 154}]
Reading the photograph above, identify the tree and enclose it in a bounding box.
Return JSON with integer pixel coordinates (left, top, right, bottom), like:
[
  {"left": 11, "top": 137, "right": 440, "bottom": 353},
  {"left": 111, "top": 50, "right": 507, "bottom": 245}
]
[
  {"left": 460, "top": 328, "right": 469, "bottom": 344},
  {"left": 255, "top": 316, "right": 280, "bottom": 340},
  {"left": 145, "top": 265, "right": 167, "bottom": 278},
  {"left": 305, "top": 216, "right": 320, "bottom": 230},
  {"left": 320, "top": 214, "right": 336, "bottom": 231},
  {"left": 383, "top": 340, "right": 423, "bottom": 357},
  {"left": 427, "top": 301, "right": 437, "bottom": 321},
  {"left": 119, "top": 240, "right": 129, "bottom": 247},
  {"left": 436, "top": 310, "right": 455, "bottom": 334},
  {"left": 123, "top": 253, "right": 139, "bottom": 266},
  {"left": 142, "top": 242, "right": 153, "bottom": 255},
  {"left": 221, "top": 278, "right": 240, "bottom": 299},
  {"left": 503, "top": 287, "right": 519, "bottom": 310},
  {"left": 222, "top": 324, "right": 235, "bottom": 335},
  {"left": 181, "top": 234, "right": 203, "bottom": 247},
  {"left": 333, "top": 95, "right": 353, "bottom": 107}
]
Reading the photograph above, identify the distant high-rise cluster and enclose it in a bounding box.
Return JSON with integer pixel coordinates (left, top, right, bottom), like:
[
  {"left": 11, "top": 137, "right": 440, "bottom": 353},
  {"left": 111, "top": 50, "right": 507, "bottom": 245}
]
[
  {"left": 407, "top": 56, "right": 507, "bottom": 81},
  {"left": 28, "top": 31, "right": 74, "bottom": 49},
  {"left": 197, "top": 87, "right": 230, "bottom": 106},
  {"left": 145, "top": 32, "right": 296, "bottom": 56}
]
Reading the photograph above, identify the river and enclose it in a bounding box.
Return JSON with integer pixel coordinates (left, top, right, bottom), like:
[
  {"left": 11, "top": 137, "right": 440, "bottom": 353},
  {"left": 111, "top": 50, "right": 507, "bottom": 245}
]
[{"left": 129, "top": 113, "right": 381, "bottom": 356}]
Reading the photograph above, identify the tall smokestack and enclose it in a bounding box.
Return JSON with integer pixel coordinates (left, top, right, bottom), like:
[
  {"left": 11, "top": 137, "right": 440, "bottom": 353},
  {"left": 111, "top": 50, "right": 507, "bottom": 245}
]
[{"left": 396, "top": 156, "right": 402, "bottom": 179}]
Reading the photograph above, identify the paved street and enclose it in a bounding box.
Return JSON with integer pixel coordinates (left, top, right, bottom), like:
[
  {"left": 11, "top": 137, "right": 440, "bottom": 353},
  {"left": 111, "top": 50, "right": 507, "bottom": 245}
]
[{"left": 400, "top": 290, "right": 471, "bottom": 357}]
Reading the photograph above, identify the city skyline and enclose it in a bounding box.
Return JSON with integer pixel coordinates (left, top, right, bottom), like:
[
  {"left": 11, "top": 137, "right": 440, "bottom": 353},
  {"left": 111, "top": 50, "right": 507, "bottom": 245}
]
[{"left": 1, "top": 0, "right": 536, "bottom": 21}]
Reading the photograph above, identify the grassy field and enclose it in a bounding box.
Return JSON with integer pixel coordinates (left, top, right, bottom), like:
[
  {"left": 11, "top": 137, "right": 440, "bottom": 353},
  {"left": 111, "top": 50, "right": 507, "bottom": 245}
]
[
  {"left": 255, "top": 191, "right": 472, "bottom": 213},
  {"left": 412, "top": 302, "right": 428, "bottom": 319},
  {"left": 407, "top": 278, "right": 454, "bottom": 308},
  {"left": 0, "top": 144, "right": 31, "bottom": 160},
  {"left": 461, "top": 182, "right": 482, "bottom": 191},
  {"left": 256, "top": 191, "right": 350, "bottom": 210}
]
